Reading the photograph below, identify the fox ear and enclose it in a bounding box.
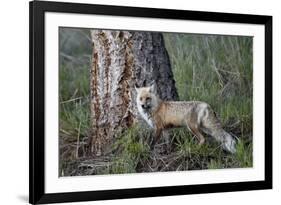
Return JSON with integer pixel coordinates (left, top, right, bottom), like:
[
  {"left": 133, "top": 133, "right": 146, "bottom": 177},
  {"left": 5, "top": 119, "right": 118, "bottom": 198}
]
[{"left": 149, "top": 81, "right": 157, "bottom": 93}]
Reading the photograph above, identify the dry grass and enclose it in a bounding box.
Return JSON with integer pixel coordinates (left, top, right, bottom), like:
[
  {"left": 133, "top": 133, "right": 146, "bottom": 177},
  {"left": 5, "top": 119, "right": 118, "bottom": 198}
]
[{"left": 60, "top": 123, "right": 251, "bottom": 176}]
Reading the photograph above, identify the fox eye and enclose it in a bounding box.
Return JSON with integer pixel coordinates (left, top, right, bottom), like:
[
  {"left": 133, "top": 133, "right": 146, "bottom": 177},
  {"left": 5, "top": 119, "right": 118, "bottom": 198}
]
[
  {"left": 140, "top": 97, "right": 143, "bottom": 101},
  {"left": 146, "top": 97, "right": 151, "bottom": 101}
]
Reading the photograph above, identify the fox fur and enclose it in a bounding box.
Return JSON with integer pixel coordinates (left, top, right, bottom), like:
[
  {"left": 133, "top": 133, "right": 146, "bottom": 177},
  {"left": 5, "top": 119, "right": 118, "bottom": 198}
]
[{"left": 135, "top": 83, "right": 236, "bottom": 153}]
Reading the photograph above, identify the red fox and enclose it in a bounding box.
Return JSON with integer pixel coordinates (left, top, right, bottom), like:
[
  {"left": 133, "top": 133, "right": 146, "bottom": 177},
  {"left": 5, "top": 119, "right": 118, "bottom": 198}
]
[{"left": 135, "top": 83, "right": 236, "bottom": 153}]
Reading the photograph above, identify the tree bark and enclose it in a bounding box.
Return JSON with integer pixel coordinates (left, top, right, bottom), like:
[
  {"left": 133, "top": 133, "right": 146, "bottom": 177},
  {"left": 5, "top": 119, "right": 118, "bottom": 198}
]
[{"left": 90, "top": 30, "right": 178, "bottom": 156}]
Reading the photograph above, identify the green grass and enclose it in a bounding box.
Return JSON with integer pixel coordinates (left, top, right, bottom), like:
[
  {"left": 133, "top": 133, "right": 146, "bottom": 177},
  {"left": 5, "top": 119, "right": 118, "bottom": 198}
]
[
  {"left": 171, "top": 128, "right": 252, "bottom": 170},
  {"left": 59, "top": 29, "right": 253, "bottom": 176},
  {"left": 87, "top": 125, "right": 252, "bottom": 174},
  {"left": 104, "top": 126, "right": 151, "bottom": 174},
  {"left": 59, "top": 64, "right": 90, "bottom": 140}
]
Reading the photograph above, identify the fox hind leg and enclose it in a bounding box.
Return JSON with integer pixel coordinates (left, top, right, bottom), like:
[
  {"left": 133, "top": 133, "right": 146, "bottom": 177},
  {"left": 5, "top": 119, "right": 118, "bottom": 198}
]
[{"left": 187, "top": 123, "right": 205, "bottom": 145}]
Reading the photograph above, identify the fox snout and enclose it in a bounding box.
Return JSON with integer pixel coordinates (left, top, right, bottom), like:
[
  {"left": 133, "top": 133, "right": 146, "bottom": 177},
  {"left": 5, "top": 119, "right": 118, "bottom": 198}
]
[{"left": 140, "top": 102, "right": 151, "bottom": 110}]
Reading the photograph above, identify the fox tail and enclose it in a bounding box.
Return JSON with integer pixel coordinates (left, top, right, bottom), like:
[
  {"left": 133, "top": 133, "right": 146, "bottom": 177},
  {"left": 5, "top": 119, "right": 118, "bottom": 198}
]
[{"left": 219, "top": 130, "right": 237, "bottom": 154}]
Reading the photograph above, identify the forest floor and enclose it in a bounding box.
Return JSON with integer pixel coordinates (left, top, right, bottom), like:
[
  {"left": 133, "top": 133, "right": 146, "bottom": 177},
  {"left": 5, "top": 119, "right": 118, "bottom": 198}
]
[{"left": 59, "top": 123, "right": 252, "bottom": 176}]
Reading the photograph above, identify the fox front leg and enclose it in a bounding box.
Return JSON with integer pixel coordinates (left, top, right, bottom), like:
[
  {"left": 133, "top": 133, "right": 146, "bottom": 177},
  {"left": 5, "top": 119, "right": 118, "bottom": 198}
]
[{"left": 151, "top": 128, "right": 162, "bottom": 148}]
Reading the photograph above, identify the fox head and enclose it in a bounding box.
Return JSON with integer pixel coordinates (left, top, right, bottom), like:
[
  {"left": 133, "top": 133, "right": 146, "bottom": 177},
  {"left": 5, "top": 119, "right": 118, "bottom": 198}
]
[{"left": 135, "top": 83, "right": 159, "bottom": 112}]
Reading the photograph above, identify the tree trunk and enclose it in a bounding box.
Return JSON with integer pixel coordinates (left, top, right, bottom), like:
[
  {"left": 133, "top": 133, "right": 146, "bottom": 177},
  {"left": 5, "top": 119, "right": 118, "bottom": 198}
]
[{"left": 90, "top": 30, "right": 178, "bottom": 156}]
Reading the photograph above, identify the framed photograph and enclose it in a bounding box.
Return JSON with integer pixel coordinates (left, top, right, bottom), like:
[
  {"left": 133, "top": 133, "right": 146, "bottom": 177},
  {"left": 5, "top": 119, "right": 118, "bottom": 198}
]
[{"left": 29, "top": 0, "right": 272, "bottom": 204}]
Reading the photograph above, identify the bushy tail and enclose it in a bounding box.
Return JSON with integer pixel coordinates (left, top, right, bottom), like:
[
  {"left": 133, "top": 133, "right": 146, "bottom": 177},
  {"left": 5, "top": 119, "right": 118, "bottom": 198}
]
[
  {"left": 217, "top": 130, "right": 236, "bottom": 154},
  {"left": 202, "top": 126, "right": 237, "bottom": 153},
  {"left": 202, "top": 107, "right": 237, "bottom": 153}
]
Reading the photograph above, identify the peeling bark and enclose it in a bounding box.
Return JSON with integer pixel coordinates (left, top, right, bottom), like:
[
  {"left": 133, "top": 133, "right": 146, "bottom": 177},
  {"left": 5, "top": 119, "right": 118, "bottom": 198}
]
[{"left": 90, "top": 30, "right": 178, "bottom": 156}]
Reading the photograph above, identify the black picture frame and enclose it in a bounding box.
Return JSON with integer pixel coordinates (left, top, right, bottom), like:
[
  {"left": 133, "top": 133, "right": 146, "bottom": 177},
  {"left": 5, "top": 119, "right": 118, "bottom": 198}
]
[{"left": 29, "top": 0, "right": 272, "bottom": 204}]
